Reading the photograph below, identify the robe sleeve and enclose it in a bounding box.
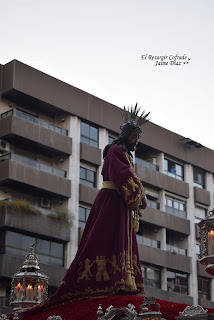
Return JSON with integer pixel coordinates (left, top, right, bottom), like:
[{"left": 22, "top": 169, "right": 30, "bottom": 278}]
[{"left": 107, "top": 145, "right": 145, "bottom": 210}]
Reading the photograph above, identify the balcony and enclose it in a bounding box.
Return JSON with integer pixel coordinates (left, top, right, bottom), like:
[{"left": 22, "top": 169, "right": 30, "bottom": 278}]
[
  {"left": 135, "top": 157, "right": 159, "bottom": 171},
  {"left": 138, "top": 244, "right": 191, "bottom": 274},
  {"left": 80, "top": 142, "right": 102, "bottom": 167},
  {"left": 0, "top": 110, "right": 72, "bottom": 155},
  {"left": 1, "top": 109, "right": 68, "bottom": 135},
  {"left": 165, "top": 205, "right": 187, "bottom": 219},
  {"left": 194, "top": 186, "right": 210, "bottom": 206},
  {"left": 166, "top": 244, "right": 187, "bottom": 256},
  {"left": 144, "top": 286, "right": 193, "bottom": 306},
  {"left": 0, "top": 201, "right": 70, "bottom": 241},
  {"left": 0, "top": 153, "right": 67, "bottom": 177},
  {"left": 0, "top": 156, "right": 71, "bottom": 197},
  {"left": 141, "top": 207, "right": 190, "bottom": 236},
  {"left": 0, "top": 254, "right": 67, "bottom": 288},
  {"left": 136, "top": 235, "right": 160, "bottom": 249},
  {"left": 79, "top": 184, "right": 99, "bottom": 205},
  {"left": 135, "top": 164, "right": 189, "bottom": 198}
]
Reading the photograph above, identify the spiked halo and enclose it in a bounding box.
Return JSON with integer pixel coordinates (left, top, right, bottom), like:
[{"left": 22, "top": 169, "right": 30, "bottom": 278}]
[{"left": 121, "top": 102, "right": 150, "bottom": 128}]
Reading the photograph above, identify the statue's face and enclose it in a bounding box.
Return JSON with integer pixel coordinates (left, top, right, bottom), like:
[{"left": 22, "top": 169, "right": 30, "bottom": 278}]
[{"left": 124, "top": 129, "right": 140, "bottom": 152}]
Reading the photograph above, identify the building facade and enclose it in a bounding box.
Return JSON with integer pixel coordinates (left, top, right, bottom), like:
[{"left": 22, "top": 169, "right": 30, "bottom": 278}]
[{"left": 0, "top": 60, "right": 214, "bottom": 314}]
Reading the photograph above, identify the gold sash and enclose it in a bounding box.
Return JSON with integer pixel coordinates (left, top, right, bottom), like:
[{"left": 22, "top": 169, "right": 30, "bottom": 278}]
[{"left": 102, "top": 181, "right": 117, "bottom": 190}]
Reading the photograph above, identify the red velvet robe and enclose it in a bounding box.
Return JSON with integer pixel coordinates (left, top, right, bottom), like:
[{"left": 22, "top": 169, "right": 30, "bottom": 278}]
[{"left": 14, "top": 145, "right": 145, "bottom": 316}]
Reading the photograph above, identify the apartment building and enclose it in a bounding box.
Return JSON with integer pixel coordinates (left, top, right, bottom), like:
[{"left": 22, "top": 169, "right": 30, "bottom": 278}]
[{"left": 0, "top": 59, "right": 214, "bottom": 314}]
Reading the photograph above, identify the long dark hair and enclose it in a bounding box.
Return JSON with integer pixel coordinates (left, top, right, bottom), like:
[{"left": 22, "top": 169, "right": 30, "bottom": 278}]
[
  {"left": 103, "top": 122, "right": 142, "bottom": 159},
  {"left": 103, "top": 104, "right": 150, "bottom": 159}
]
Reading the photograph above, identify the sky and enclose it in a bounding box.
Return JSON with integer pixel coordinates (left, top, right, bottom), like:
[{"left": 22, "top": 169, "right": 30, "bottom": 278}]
[{"left": 1, "top": 0, "right": 214, "bottom": 150}]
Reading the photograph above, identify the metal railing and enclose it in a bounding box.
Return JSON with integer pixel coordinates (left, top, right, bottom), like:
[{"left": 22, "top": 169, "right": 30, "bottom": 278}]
[
  {"left": 135, "top": 157, "right": 159, "bottom": 171},
  {"left": 136, "top": 235, "right": 160, "bottom": 249},
  {"left": 165, "top": 205, "right": 187, "bottom": 219},
  {"left": 0, "top": 109, "right": 68, "bottom": 136},
  {"left": 166, "top": 244, "right": 187, "bottom": 256},
  {"left": 0, "top": 153, "right": 66, "bottom": 178}
]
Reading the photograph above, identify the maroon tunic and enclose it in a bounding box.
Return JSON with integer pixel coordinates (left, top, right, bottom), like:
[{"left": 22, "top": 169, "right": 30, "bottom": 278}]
[
  {"left": 52, "top": 145, "right": 145, "bottom": 302},
  {"left": 14, "top": 145, "right": 145, "bottom": 316}
]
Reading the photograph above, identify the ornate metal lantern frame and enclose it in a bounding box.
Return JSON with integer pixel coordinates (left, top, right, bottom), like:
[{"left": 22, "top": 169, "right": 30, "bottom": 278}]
[
  {"left": 97, "top": 297, "right": 165, "bottom": 320},
  {"left": 10, "top": 244, "right": 49, "bottom": 310},
  {"left": 199, "top": 209, "right": 214, "bottom": 276}
]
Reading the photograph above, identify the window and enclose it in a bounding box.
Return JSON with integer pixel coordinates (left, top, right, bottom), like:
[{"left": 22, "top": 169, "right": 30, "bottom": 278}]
[
  {"left": 137, "top": 221, "right": 160, "bottom": 249},
  {"left": 3, "top": 230, "right": 64, "bottom": 267},
  {"left": 16, "top": 109, "right": 39, "bottom": 124},
  {"left": 146, "top": 195, "right": 160, "bottom": 210},
  {"left": 141, "top": 264, "right": 161, "bottom": 288},
  {"left": 165, "top": 195, "right": 187, "bottom": 219},
  {"left": 193, "top": 167, "right": 205, "bottom": 189},
  {"left": 108, "top": 136, "right": 115, "bottom": 144},
  {"left": 1, "top": 109, "right": 13, "bottom": 119},
  {"left": 80, "top": 122, "right": 99, "bottom": 147},
  {"left": 79, "top": 206, "right": 91, "bottom": 228},
  {"left": 196, "top": 243, "right": 200, "bottom": 255},
  {"left": 167, "top": 270, "right": 188, "bottom": 295},
  {"left": 80, "top": 167, "right": 96, "bottom": 187},
  {"left": 198, "top": 277, "right": 210, "bottom": 300},
  {"left": 164, "top": 158, "right": 184, "bottom": 180},
  {"left": 195, "top": 217, "right": 202, "bottom": 224}
]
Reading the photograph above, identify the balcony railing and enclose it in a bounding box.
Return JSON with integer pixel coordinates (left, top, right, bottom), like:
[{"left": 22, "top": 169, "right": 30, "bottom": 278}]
[
  {"left": 0, "top": 153, "right": 66, "bottom": 178},
  {"left": 164, "top": 170, "right": 183, "bottom": 181},
  {"left": 143, "top": 278, "right": 161, "bottom": 288},
  {"left": 1, "top": 109, "right": 68, "bottom": 136},
  {"left": 165, "top": 205, "right": 187, "bottom": 219},
  {"left": 166, "top": 244, "right": 187, "bottom": 256},
  {"left": 135, "top": 157, "right": 159, "bottom": 171},
  {"left": 137, "top": 235, "right": 160, "bottom": 249}
]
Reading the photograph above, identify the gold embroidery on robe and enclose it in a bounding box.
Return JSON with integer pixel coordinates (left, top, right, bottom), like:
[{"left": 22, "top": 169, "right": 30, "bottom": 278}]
[
  {"left": 96, "top": 256, "right": 110, "bottom": 282},
  {"left": 77, "top": 258, "right": 94, "bottom": 283},
  {"left": 109, "top": 255, "right": 121, "bottom": 274},
  {"left": 133, "top": 171, "right": 141, "bottom": 185},
  {"left": 120, "top": 251, "right": 126, "bottom": 272},
  {"left": 133, "top": 254, "right": 142, "bottom": 275},
  {"left": 122, "top": 183, "right": 131, "bottom": 200},
  {"left": 127, "top": 177, "right": 139, "bottom": 192},
  {"left": 127, "top": 193, "right": 142, "bottom": 207}
]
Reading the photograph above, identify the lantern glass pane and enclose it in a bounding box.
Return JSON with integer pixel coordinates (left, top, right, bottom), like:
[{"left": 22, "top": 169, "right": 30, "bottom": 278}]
[{"left": 208, "top": 229, "right": 214, "bottom": 254}]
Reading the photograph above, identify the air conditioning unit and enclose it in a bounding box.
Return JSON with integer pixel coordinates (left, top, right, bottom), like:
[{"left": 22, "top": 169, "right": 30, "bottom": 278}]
[
  {"left": 40, "top": 198, "right": 51, "bottom": 208},
  {"left": 0, "top": 140, "right": 10, "bottom": 153}
]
